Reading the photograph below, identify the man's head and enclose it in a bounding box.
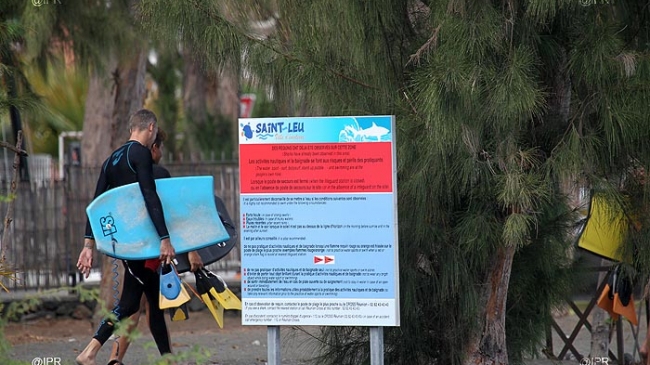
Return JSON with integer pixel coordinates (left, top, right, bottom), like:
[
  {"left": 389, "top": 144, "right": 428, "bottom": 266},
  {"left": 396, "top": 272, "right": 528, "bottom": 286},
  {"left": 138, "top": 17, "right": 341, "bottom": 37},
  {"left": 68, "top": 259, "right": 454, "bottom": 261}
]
[
  {"left": 151, "top": 128, "right": 167, "bottom": 164},
  {"left": 128, "top": 109, "right": 158, "bottom": 146}
]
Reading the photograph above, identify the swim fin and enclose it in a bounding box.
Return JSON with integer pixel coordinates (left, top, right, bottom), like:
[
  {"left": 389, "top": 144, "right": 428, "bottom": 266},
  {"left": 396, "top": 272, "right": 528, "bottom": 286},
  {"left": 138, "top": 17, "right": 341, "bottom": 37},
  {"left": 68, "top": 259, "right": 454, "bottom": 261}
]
[
  {"left": 159, "top": 264, "right": 191, "bottom": 310},
  {"left": 200, "top": 292, "right": 225, "bottom": 328},
  {"left": 169, "top": 303, "right": 190, "bottom": 321},
  {"left": 218, "top": 288, "right": 242, "bottom": 310},
  {"left": 202, "top": 269, "right": 242, "bottom": 310},
  {"left": 611, "top": 267, "right": 638, "bottom": 325},
  {"left": 195, "top": 269, "right": 229, "bottom": 328},
  {"left": 194, "top": 268, "right": 242, "bottom": 310},
  {"left": 596, "top": 283, "right": 619, "bottom": 320},
  {"left": 612, "top": 292, "right": 637, "bottom": 325}
]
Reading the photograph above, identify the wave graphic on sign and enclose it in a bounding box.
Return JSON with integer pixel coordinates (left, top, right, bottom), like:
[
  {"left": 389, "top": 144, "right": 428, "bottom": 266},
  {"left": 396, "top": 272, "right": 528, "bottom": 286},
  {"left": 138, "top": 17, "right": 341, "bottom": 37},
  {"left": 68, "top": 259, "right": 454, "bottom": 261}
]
[{"left": 257, "top": 133, "right": 274, "bottom": 140}]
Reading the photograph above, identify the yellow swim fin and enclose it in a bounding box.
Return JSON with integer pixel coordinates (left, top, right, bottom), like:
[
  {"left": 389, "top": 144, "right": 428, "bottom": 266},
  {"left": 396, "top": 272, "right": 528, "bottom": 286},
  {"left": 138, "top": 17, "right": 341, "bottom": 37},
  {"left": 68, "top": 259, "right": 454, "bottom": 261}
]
[
  {"left": 201, "top": 292, "right": 224, "bottom": 328},
  {"left": 169, "top": 303, "right": 189, "bottom": 321},
  {"left": 211, "top": 287, "right": 242, "bottom": 311},
  {"left": 195, "top": 268, "right": 240, "bottom": 327},
  {"left": 203, "top": 269, "right": 242, "bottom": 310}
]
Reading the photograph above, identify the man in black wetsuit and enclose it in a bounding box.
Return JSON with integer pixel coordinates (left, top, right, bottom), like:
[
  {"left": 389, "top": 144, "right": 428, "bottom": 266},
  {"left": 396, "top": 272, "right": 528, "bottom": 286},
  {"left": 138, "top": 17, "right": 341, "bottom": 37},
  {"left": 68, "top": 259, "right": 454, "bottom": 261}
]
[
  {"left": 76, "top": 109, "right": 176, "bottom": 365},
  {"left": 107, "top": 129, "right": 204, "bottom": 364}
]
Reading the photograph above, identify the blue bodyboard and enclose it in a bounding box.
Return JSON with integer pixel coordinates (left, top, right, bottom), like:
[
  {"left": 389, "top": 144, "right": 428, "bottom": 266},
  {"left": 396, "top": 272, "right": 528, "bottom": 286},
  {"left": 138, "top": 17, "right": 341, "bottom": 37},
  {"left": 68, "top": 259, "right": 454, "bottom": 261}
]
[
  {"left": 174, "top": 195, "right": 238, "bottom": 273},
  {"left": 86, "top": 176, "right": 230, "bottom": 260}
]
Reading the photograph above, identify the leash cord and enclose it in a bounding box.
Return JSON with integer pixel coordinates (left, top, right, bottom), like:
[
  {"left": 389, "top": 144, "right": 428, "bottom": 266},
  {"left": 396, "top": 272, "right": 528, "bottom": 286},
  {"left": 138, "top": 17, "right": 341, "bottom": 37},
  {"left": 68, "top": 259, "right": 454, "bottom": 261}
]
[
  {"left": 111, "top": 257, "right": 120, "bottom": 308},
  {"left": 109, "top": 234, "right": 121, "bottom": 346}
]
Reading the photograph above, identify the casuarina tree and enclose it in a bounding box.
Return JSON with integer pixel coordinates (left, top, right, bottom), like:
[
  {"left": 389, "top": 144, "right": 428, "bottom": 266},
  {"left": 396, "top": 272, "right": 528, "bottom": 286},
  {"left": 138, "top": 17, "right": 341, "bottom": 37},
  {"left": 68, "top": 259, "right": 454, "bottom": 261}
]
[
  {"left": 140, "top": 0, "right": 650, "bottom": 364},
  {"left": 18, "top": 0, "right": 151, "bottom": 313}
]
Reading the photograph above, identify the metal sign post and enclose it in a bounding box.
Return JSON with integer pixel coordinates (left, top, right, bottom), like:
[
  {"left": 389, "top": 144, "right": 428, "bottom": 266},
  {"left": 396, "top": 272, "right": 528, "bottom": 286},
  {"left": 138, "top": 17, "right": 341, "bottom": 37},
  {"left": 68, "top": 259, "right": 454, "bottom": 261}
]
[
  {"left": 370, "top": 327, "right": 384, "bottom": 365},
  {"left": 268, "top": 326, "right": 281, "bottom": 365}
]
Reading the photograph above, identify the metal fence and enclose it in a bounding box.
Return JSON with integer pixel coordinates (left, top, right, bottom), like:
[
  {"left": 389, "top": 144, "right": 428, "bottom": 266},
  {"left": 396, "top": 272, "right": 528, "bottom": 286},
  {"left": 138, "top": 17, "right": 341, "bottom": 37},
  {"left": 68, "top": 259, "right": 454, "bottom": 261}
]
[{"left": 0, "top": 161, "right": 241, "bottom": 290}]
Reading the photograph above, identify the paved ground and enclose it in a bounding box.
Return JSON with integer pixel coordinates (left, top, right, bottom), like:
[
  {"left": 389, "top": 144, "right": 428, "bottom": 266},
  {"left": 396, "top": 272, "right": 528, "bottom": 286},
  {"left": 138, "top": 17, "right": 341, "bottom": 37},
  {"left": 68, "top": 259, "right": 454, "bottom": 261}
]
[
  {"left": 6, "top": 311, "right": 314, "bottom": 365},
  {"left": 4, "top": 304, "right": 647, "bottom": 365}
]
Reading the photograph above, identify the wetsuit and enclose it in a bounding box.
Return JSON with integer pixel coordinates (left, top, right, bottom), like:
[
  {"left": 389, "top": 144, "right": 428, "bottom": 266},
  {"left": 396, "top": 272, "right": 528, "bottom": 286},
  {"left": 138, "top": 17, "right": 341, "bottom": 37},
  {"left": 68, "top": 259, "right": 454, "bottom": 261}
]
[
  {"left": 153, "top": 164, "right": 171, "bottom": 179},
  {"left": 84, "top": 140, "right": 171, "bottom": 355}
]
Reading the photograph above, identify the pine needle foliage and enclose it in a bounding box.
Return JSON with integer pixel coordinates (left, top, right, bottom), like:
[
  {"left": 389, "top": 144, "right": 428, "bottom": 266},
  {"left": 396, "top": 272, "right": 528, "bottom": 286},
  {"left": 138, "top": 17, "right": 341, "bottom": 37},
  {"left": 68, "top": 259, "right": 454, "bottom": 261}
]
[
  {"left": 1, "top": 0, "right": 138, "bottom": 156},
  {"left": 0, "top": 14, "right": 40, "bottom": 115},
  {"left": 141, "top": 0, "right": 650, "bottom": 364},
  {"left": 19, "top": 0, "right": 137, "bottom": 74}
]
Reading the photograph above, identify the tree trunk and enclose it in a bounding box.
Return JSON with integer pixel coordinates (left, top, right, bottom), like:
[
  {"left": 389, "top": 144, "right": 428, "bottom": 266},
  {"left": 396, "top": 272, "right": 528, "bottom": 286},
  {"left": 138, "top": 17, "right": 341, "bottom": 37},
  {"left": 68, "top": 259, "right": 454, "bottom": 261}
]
[
  {"left": 7, "top": 81, "right": 29, "bottom": 181},
  {"left": 81, "top": 65, "right": 119, "bottom": 315},
  {"left": 96, "top": 47, "right": 149, "bottom": 314},
  {"left": 206, "top": 61, "right": 239, "bottom": 159},
  {"left": 464, "top": 244, "right": 516, "bottom": 365},
  {"left": 1, "top": 42, "right": 30, "bottom": 182},
  {"left": 81, "top": 47, "right": 148, "bottom": 316},
  {"left": 182, "top": 49, "right": 206, "bottom": 161},
  {"left": 1, "top": 131, "right": 24, "bottom": 262},
  {"left": 111, "top": 48, "right": 148, "bottom": 146},
  {"left": 590, "top": 260, "right": 611, "bottom": 358},
  {"left": 81, "top": 65, "right": 117, "bottom": 168}
]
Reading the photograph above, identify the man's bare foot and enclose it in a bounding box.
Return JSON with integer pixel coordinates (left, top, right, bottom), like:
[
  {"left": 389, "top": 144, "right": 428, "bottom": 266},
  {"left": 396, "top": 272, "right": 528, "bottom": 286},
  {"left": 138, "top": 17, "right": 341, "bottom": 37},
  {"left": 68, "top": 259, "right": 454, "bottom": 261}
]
[
  {"left": 75, "top": 353, "right": 96, "bottom": 365},
  {"left": 76, "top": 339, "right": 101, "bottom": 365}
]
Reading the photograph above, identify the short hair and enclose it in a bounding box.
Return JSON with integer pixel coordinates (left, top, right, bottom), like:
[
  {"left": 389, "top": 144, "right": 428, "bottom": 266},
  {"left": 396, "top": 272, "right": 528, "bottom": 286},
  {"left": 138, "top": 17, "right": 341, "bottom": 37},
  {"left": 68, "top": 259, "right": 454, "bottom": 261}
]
[
  {"left": 128, "top": 109, "right": 157, "bottom": 132},
  {"left": 153, "top": 128, "right": 167, "bottom": 148}
]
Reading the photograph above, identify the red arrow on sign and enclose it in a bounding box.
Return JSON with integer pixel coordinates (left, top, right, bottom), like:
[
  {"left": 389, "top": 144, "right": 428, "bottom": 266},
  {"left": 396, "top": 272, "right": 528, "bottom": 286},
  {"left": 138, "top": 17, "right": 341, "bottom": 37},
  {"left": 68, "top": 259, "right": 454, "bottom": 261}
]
[
  {"left": 324, "top": 256, "right": 335, "bottom": 264},
  {"left": 314, "top": 256, "right": 324, "bottom": 264}
]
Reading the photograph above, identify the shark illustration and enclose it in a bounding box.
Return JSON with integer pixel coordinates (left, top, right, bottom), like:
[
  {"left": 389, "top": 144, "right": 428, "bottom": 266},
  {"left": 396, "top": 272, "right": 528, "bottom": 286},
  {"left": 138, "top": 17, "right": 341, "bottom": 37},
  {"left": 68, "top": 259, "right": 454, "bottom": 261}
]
[{"left": 357, "top": 122, "right": 389, "bottom": 141}]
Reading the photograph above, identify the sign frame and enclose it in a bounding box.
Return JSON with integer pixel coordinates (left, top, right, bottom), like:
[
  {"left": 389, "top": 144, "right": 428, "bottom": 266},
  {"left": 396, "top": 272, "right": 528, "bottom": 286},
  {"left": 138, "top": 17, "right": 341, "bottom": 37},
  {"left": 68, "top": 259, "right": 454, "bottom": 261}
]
[{"left": 238, "top": 115, "right": 399, "bottom": 327}]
